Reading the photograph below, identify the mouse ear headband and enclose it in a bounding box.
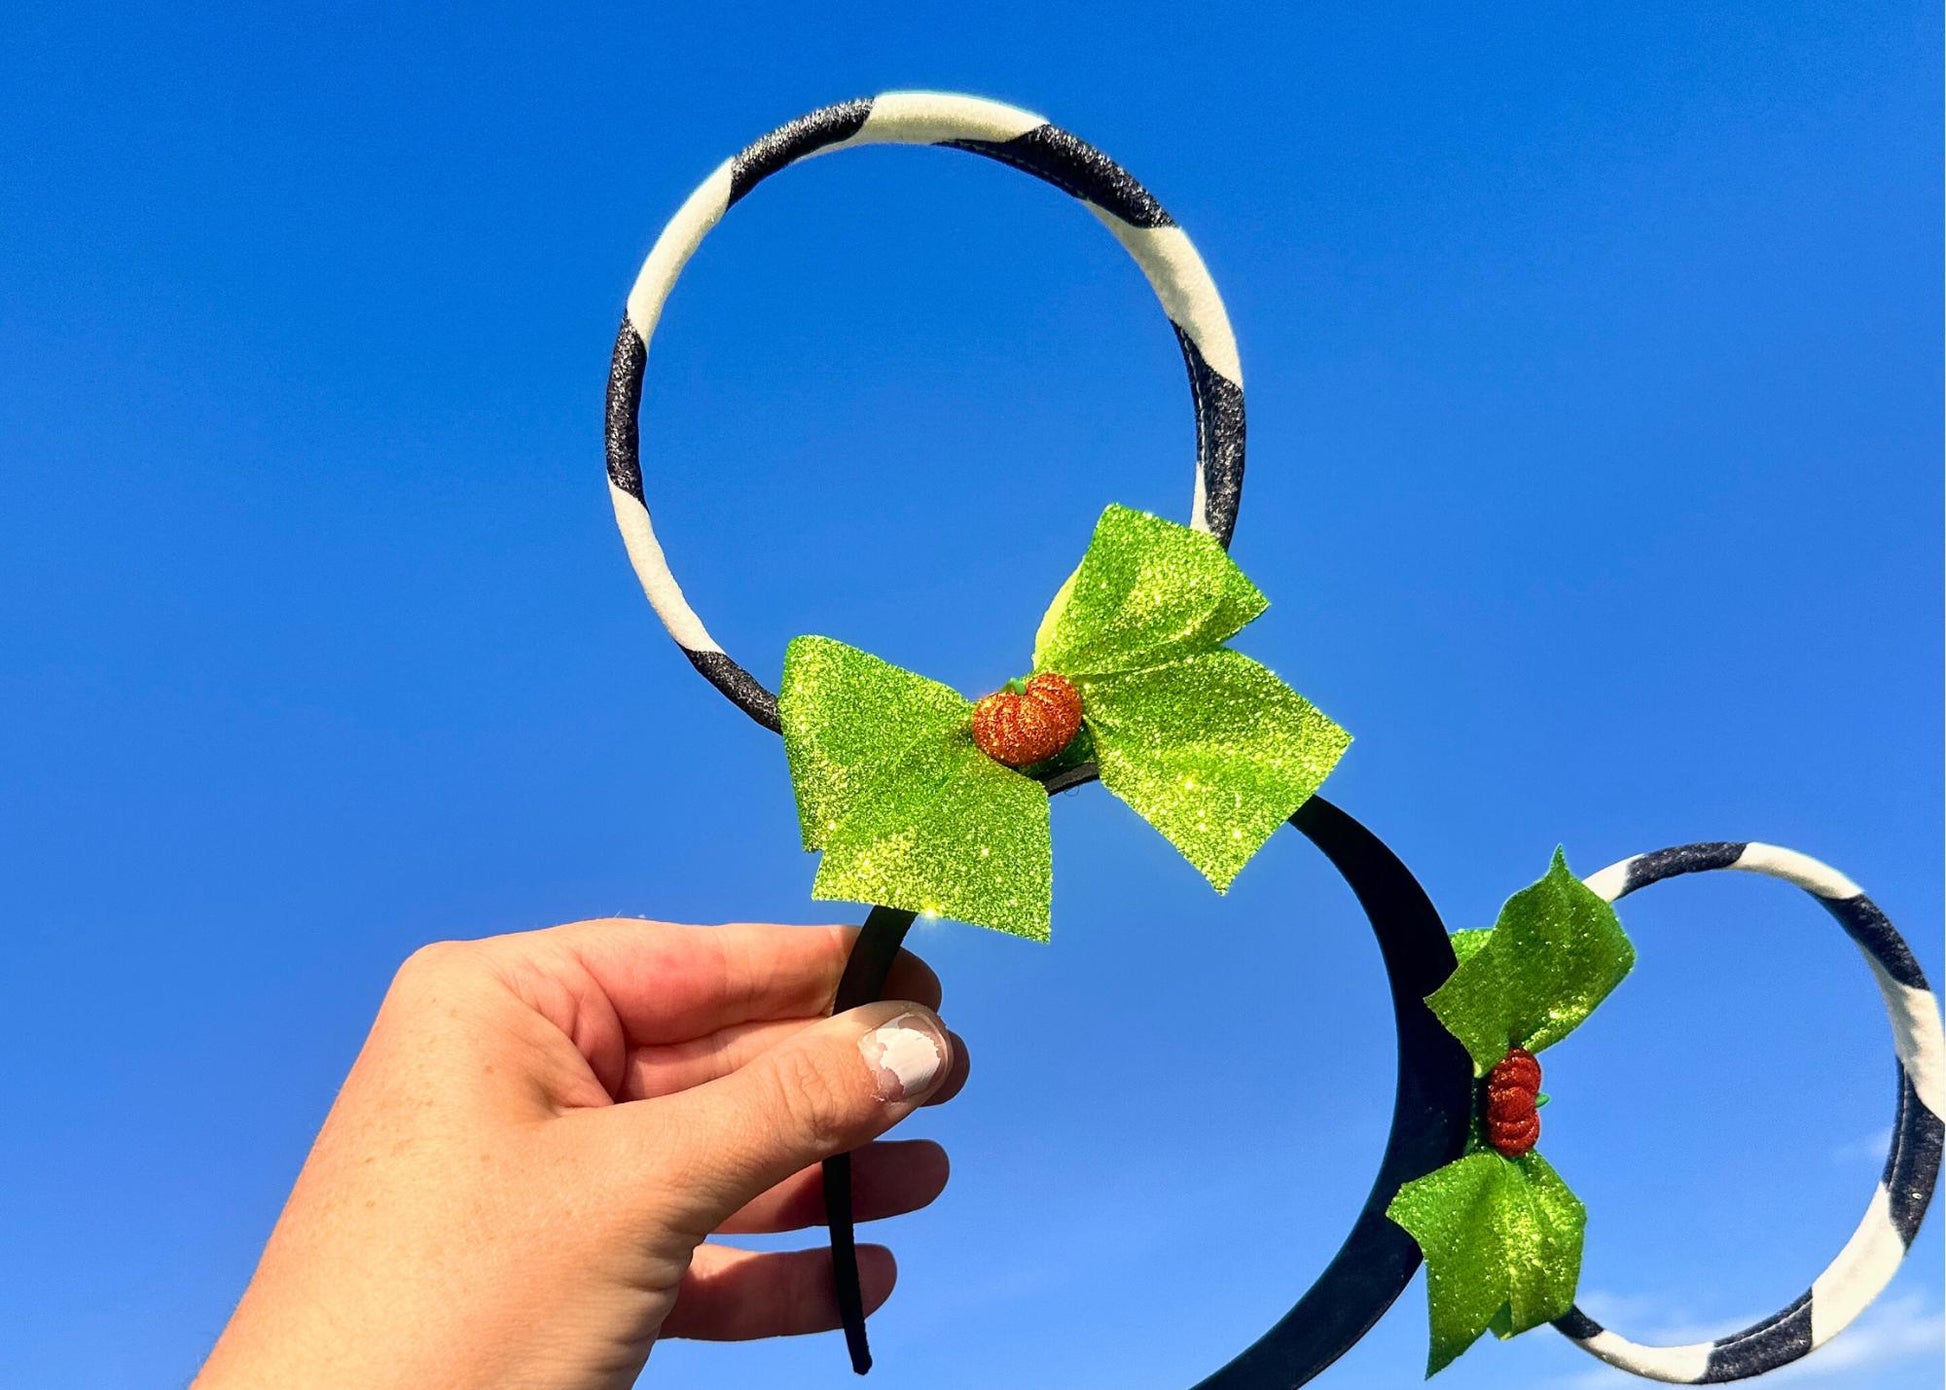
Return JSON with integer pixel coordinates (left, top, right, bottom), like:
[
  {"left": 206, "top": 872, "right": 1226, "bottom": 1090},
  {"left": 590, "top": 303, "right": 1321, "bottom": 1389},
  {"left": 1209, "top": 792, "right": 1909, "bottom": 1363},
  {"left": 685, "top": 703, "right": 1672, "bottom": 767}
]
[{"left": 604, "top": 92, "right": 1942, "bottom": 1385}]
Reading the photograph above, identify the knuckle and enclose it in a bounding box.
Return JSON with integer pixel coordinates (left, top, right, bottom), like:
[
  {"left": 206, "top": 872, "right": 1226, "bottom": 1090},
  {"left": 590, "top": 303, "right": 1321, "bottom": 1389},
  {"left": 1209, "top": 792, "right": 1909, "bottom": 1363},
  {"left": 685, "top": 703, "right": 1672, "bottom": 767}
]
[
  {"left": 768, "top": 1044, "right": 862, "bottom": 1153},
  {"left": 392, "top": 939, "right": 474, "bottom": 991}
]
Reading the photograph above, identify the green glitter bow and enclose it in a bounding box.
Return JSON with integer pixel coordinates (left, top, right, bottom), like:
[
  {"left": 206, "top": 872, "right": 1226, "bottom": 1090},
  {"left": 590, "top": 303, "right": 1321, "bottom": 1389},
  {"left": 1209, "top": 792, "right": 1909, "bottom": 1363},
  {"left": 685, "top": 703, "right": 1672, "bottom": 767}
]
[
  {"left": 1385, "top": 850, "right": 1636, "bottom": 1376},
  {"left": 777, "top": 504, "right": 1351, "bottom": 940}
]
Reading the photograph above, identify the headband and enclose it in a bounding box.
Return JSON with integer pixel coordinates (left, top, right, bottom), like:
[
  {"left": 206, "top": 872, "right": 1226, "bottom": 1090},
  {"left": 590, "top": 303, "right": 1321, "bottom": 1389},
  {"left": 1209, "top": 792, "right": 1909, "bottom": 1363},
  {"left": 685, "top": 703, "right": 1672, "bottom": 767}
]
[{"left": 603, "top": 91, "right": 1940, "bottom": 1384}]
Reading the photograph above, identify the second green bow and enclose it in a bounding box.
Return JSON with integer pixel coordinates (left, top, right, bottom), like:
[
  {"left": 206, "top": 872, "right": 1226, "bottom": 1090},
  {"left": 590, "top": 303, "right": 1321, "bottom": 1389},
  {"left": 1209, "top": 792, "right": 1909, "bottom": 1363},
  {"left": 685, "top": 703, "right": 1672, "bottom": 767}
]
[
  {"left": 1386, "top": 850, "right": 1637, "bottom": 1375},
  {"left": 777, "top": 504, "right": 1352, "bottom": 939}
]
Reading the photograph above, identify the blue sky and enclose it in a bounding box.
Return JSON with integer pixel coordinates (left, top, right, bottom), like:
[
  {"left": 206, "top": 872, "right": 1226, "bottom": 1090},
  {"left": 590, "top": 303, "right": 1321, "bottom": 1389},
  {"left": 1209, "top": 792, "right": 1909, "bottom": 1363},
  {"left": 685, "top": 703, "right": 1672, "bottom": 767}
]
[{"left": 1, "top": 3, "right": 1939, "bottom": 1388}]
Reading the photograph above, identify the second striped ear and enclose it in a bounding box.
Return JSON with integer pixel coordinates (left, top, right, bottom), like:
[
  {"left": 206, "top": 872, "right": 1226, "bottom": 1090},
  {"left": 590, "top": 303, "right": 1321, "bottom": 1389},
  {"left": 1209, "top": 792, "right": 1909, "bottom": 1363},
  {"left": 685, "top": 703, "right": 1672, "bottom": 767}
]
[{"left": 1391, "top": 843, "right": 1943, "bottom": 1384}]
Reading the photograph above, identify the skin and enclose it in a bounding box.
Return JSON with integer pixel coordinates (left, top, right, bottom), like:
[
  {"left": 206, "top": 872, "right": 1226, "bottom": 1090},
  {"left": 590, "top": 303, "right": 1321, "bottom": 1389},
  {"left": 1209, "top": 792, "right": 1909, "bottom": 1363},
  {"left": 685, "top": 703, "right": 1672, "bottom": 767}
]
[{"left": 192, "top": 918, "right": 967, "bottom": 1390}]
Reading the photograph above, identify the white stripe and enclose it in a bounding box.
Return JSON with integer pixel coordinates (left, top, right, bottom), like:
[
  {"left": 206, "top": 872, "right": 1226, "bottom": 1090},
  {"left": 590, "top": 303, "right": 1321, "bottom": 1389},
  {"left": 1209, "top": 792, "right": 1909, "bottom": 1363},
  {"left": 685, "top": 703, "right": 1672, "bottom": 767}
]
[
  {"left": 607, "top": 481, "right": 721, "bottom": 654},
  {"left": 1811, "top": 1185, "right": 1907, "bottom": 1346},
  {"left": 1865, "top": 959, "right": 1946, "bottom": 1117},
  {"left": 1581, "top": 856, "right": 1635, "bottom": 904},
  {"left": 1731, "top": 842, "right": 1867, "bottom": 900},
  {"left": 1722, "top": 847, "right": 1943, "bottom": 1116},
  {"left": 625, "top": 159, "right": 735, "bottom": 342},
  {"left": 1576, "top": 1328, "right": 1710, "bottom": 1383},
  {"left": 842, "top": 90, "right": 1046, "bottom": 148},
  {"left": 1088, "top": 214, "right": 1244, "bottom": 388},
  {"left": 846, "top": 96, "right": 1248, "bottom": 394}
]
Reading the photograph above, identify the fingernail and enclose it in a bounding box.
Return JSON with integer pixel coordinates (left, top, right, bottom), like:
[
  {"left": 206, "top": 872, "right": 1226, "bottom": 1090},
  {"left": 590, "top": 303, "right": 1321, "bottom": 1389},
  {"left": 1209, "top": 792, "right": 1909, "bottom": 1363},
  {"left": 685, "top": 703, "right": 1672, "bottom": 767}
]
[{"left": 859, "top": 1012, "right": 946, "bottom": 1102}]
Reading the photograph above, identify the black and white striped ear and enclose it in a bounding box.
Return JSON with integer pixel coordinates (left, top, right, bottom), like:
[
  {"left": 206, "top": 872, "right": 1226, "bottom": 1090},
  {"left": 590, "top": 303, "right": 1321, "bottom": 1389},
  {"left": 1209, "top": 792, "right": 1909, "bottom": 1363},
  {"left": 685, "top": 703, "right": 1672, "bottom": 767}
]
[
  {"left": 603, "top": 92, "right": 1246, "bottom": 733},
  {"left": 1556, "top": 842, "right": 1944, "bottom": 1383}
]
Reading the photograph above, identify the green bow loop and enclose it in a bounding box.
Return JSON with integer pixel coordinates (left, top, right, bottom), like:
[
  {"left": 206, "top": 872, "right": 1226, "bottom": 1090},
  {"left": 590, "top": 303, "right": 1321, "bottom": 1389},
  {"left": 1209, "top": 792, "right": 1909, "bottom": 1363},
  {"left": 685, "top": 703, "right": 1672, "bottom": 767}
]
[
  {"left": 779, "top": 636, "right": 1052, "bottom": 940},
  {"left": 1033, "top": 504, "right": 1269, "bottom": 676},
  {"left": 1387, "top": 1151, "right": 1586, "bottom": 1376},
  {"left": 1385, "top": 850, "right": 1635, "bottom": 1375},
  {"left": 776, "top": 505, "right": 1350, "bottom": 940},
  {"left": 1429, "top": 848, "right": 1636, "bottom": 1075},
  {"left": 1083, "top": 649, "right": 1347, "bottom": 890},
  {"left": 1034, "top": 505, "right": 1351, "bottom": 890}
]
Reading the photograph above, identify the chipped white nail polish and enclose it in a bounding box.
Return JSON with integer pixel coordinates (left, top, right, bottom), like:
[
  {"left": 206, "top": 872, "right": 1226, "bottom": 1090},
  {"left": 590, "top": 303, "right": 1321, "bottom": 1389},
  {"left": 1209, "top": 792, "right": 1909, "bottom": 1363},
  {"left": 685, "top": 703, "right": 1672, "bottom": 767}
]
[{"left": 859, "top": 1013, "right": 945, "bottom": 1102}]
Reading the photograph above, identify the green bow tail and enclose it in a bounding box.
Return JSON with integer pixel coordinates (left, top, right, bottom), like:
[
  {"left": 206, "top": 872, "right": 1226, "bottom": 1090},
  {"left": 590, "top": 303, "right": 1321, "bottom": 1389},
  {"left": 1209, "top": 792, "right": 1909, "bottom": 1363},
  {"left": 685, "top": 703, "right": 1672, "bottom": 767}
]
[
  {"left": 777, "top": 504, "right": 1352, "bottom": 941},
  {"left": 1386, "top": 849, "right": 1636, "bottom": 1376}
]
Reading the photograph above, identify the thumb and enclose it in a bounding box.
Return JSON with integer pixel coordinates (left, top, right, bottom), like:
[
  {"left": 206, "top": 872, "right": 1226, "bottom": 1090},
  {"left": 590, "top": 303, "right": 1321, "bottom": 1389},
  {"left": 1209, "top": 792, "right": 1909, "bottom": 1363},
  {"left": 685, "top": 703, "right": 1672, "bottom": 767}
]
[{"left": 623, "top": 1001, "right": 954, "bottom": 1233}]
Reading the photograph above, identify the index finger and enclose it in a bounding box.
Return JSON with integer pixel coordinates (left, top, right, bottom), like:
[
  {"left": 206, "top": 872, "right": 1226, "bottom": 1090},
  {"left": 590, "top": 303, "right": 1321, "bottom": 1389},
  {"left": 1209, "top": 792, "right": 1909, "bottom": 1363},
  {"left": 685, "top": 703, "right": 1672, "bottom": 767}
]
[{"left": 524, "top": 919, "right": 943, "bottom": 1045}]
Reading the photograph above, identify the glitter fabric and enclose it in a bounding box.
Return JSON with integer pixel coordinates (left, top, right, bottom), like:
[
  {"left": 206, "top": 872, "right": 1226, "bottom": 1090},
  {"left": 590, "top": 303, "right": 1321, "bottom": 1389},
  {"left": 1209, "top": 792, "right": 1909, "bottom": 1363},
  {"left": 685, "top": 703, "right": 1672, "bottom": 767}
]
[
  {"left": 1035, "top": 505, "right": 1350, "bottom": 890},
  {"left": 1426, "top": 849, "right": 1635, "bottom": 1075},
  {"left": 776, "top": 504, "right": 1351, "bottom": 940},
  {"left": 1384, "top": 851, "right": 1636, "bottom": 1375},
  {"left": 1084, "top": 650, "right": 1350, "bottom": 890},
  {"left": 1386, "top": 1150, "right": 1586, "bottom": 1375},
  {"left": 1033, "top": 504, "right": 1269, "bottom": 676}
]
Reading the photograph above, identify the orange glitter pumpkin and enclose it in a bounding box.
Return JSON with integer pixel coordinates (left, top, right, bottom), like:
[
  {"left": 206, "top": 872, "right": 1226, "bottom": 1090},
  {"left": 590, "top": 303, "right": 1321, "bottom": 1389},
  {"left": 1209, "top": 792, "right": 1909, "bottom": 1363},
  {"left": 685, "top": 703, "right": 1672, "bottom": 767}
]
[{"left": 971, "top": 672, "right": 1084, "bottom": 768}]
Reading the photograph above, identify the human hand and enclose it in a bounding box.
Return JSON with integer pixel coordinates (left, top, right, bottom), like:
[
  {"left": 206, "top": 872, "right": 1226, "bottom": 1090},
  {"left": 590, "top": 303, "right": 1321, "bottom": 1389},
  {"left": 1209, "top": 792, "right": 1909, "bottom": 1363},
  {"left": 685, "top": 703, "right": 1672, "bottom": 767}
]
[{"left": 192, "top": 919, "right": 965, "bottom": 1390}]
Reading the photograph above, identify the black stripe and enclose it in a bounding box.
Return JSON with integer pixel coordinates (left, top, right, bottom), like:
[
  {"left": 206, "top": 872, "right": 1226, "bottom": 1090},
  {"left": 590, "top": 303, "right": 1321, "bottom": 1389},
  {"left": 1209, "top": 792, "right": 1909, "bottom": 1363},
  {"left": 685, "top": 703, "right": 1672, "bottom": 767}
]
[
  {"left": 1620, "top": 842, "right": 1748, "bottom": 897},
  {"left": 1551, "top": 1306, "right": 1605, "bottom": 1341},
  {"left": 727, "top": 98, "right": 873, "bottom": 207},
  {"left": 947, "top": 125, "right": 1176, "bottom": 228},
  {"left": 1819, "top": 892, "right": 1931, "bottom": 991},
  {"left": 1700, "top": 1291, "right": 1813, "bottom": 1381},
  {"left": 681, "top": 647, "right": 781, "bottom": 732},
  {"left": 608, "top": 321, "right": 789, "bottom": 731},
  {"left": 1884, "top": 1069, "right": 1945, "bottom": 1245},
  {"left": 1174, "top": 324, "right": 1244, "bottom": 548},
  {"left": 604, "top": 320, "right": 647, "bottom": 499}
]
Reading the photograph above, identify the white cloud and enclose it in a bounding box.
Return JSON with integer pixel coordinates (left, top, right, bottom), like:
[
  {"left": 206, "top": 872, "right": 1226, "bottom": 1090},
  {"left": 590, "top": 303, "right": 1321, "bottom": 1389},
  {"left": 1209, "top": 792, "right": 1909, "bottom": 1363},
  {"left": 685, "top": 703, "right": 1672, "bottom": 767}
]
[
  {"left": 1572, "top": 1288, "right": 1675, "bottom": 1326},
  {"left": 1829, "top": 1127, "right": 1894, "bottom": 1166},
  {"left": 1762, "top": 1292, "right": 1942, "bottom": 1385},
  {"left": 1573, "top": 1287, "right": 1759, "bottom": 1346},
  {"left": 1556, "top": 1363, "right": 1640, "bottom": 1389}
]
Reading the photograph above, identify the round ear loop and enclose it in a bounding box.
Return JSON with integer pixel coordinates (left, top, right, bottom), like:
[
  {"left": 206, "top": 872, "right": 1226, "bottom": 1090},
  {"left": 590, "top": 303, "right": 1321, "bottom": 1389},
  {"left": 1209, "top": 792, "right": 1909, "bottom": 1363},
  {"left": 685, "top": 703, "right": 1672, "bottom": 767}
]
[
  {"left": 605, "top": 91, "right": 1245, "bottom": 731},
  {"left": 1553, "top": 842, "right": 1943, "bottom": 1383},
  {"left": 602, "top": 93, "right": 1478, "bottom": 1381}
]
